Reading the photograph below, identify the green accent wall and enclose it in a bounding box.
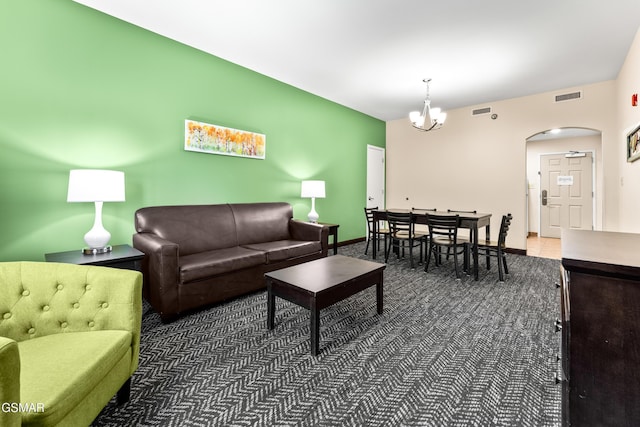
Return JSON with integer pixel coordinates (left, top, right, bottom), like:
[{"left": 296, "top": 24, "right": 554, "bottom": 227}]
[{"left": 0, "top": 0, "right": 385, "bottom": 261}]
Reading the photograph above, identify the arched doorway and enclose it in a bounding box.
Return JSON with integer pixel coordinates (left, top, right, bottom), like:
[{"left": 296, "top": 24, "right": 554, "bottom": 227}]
[{"left": 525, "top": 127, "right": 602, "bottom": 258}]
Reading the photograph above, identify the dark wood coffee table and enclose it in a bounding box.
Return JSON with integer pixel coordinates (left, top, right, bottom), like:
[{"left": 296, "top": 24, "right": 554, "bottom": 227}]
[{"left": 265, "top": 255, "right": 385, "bottom": 355}]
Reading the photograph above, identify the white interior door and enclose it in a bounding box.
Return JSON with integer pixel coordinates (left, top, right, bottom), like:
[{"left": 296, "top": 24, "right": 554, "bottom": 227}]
[
  {"left": 540, "top": 152, "right": 593, "bottom": 237},
  {"left": 366, "top": 145, "right": 385, "bottom": 210}
]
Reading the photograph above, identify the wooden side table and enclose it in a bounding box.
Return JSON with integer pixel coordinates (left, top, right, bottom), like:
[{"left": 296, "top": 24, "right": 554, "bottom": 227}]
[
  {"left": 45, "top": 244, "right": 144, "bottom": 271},
  {"left": 318, "top": 222, "right": 339, "bottom": 255}
]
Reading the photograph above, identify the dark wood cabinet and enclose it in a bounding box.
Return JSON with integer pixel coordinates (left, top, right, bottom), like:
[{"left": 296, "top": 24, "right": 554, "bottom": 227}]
[{"left": 560, "top": 229, "right": 640, "bottom": 426}]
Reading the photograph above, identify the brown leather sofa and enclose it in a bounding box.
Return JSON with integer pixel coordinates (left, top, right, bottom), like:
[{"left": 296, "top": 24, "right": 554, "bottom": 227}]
[{"left": 133, "top": 202, "right": 328, "bottom": 321}]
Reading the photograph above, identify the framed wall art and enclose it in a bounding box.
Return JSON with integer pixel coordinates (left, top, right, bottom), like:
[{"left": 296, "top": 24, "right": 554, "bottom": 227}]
[
  {"left": 627, "top": 122, "right": 640, "bottom": 163},
  {"left": 185, "top": 119, "right": 266, "bottom": 160}
]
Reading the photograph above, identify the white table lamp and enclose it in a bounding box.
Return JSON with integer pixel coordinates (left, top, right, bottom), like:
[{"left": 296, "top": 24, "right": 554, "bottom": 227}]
[
  {"left": 67, "top": 169, "right": 125, "bottom": 254},
  {"left": 301, "top": 180, "right": 325, "bottom": 223}
]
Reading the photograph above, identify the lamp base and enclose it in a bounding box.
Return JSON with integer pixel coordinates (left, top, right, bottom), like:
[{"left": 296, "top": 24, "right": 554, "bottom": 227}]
[
  {"left": 307, "top": 197, "right": 319, "bottom": 223},
  {"left": 82, "top": 245, "right": 113, "bottom": 255},
  {"left": 307, "top": 210, "right": 319, "bottom": 223}
]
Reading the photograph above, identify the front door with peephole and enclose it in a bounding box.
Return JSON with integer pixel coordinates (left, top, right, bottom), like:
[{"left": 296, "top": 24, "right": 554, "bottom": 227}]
[{"left": 539, "top": 152, "right": 593, "bottom": 238}]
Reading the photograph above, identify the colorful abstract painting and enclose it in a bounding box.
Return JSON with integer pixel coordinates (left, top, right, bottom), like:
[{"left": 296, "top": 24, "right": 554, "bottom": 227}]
[{"left": 185, "top": 119, "right": 266, "bottom": 160}]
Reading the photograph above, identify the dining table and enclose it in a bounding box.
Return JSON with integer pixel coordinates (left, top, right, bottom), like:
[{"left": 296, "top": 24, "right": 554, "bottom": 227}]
[{"left": 371, "top": 209, "right": 492, "bottom": 280}]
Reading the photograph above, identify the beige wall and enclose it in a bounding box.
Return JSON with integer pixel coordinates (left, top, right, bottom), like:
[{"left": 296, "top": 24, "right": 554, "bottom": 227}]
[
  {"left": 386, "top": 80, "right": 617, "bottom": 251},
  {"left": 526, "top": 134, "right": 602, "bottom": 234},
  {"left": 616, "top": 28, "right": 640, "bottom": 233}
]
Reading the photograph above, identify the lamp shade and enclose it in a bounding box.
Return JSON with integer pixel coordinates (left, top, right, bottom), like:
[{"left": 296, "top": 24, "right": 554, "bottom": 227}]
[
  {"left": 301, "top": 180, "right": 325, "bottom": 198},
  {"left": 67, "top": 169, "right": 125, "bottom": 202}
]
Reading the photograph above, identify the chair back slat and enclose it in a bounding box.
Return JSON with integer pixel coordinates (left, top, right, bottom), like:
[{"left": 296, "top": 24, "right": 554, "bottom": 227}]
[
  {"left": 498, "top": 213, "right": 513, "bottom": 246},
  {"left": 364, "top": 207, "right": 378, "bottom": 233},
  {"left": 426, "top": 214, "right": 460, "bottom": 243},
  {"left": 387, "top": 211, "right": 414, "bottom": 238},
  {"left": 447, "top": 209, "right": 477, "bottom": 214}
]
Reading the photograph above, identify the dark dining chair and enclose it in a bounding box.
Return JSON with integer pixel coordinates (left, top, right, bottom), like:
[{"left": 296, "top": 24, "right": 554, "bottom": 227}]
[
  {"left": 425, "top": 213, "right": 468, "bottom": 279},
  {"left": 385, "top": 211, "right": 427, "bottom": 268},
  {"left": 364, "top": 207, "right": 389, "bottom": 255},
  {"left": 444, "top": 209, "right": 475, "bottom": 259},
  {"left": 412, "top": 207, "right": 436, "bottom": 236},
  {"left": 477, "top": 213, "right": 513, "bottom": 281}
]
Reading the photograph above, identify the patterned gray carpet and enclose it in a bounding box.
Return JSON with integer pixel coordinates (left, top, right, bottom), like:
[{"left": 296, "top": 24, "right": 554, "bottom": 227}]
[{"left": 93, "top": 242, "right": 562, "bottom": 426}]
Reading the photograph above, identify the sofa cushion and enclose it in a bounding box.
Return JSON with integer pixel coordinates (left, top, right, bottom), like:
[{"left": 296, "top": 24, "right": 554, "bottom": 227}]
[
  {"left": 135, "top": 204, "right": 238, "bottom": 256},
  {"left": 231, "top": 203, "right": 293, "bottom": 246},
  {"left": 18, "top": 330, "right": 131, "bottom": 426},
  {"left": 241, "top": 240, "right": 322, "bottom": 263},
  {"left": 179, "top": 247, "right": 266, "bottom": 283}
]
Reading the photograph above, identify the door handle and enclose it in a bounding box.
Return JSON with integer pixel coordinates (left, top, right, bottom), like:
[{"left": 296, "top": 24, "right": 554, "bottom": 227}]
[
  {"left": 541, "top": 190, "right": 548, "bottom": 206},
  {"left": 368, "top": 196, "right": 374, "bottom": 201}
]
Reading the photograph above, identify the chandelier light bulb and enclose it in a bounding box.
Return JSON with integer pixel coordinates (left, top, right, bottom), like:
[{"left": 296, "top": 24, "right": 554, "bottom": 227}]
[{"left": 409, "top": 111, "right": 424, "bottom": 127}]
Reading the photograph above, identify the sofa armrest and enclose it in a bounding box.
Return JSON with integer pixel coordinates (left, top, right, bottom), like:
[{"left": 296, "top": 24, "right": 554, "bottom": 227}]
[
  {"left": 133, "top": 233, "right": 180, "bottom": 320},
  {"left": 0, "top": 337, "right": 21, "bottom": 427},
  {"left": 289, "top": 220, "right": 329, "bottom": 256}
]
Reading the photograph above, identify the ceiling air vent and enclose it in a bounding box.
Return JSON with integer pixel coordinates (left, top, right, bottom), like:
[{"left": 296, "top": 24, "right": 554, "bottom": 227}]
[
  {"left": 471, "top": 106, "right": 492, "bottom": 116},
  {"left": 554, "top": 91, "right": 582, "bottom": 103}
]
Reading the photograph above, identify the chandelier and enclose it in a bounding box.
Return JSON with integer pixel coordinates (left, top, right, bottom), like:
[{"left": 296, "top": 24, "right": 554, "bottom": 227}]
[{"left": 409, "top": 78, "right": 447, "bottom": 131}]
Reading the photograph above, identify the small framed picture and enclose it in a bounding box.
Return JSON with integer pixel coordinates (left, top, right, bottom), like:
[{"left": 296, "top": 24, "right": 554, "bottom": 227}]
[{"left": 627, "top": 123, "right": 640, "bottom": 163}]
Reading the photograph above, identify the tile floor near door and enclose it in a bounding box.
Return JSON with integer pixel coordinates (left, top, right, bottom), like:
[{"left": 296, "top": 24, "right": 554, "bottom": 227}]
[{"left": 527, "top": 236, "right": 561, "bottom": 260}]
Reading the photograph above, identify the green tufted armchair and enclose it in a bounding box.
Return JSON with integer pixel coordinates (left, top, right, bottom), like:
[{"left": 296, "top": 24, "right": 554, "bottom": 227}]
[{"left": 0, "top": 261, "right": 142, "bottom": 427}]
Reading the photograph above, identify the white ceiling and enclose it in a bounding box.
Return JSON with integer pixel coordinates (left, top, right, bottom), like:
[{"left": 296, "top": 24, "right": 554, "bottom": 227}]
[{"left": 73, "top": 0, "right": 640, "bottom": 122}]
